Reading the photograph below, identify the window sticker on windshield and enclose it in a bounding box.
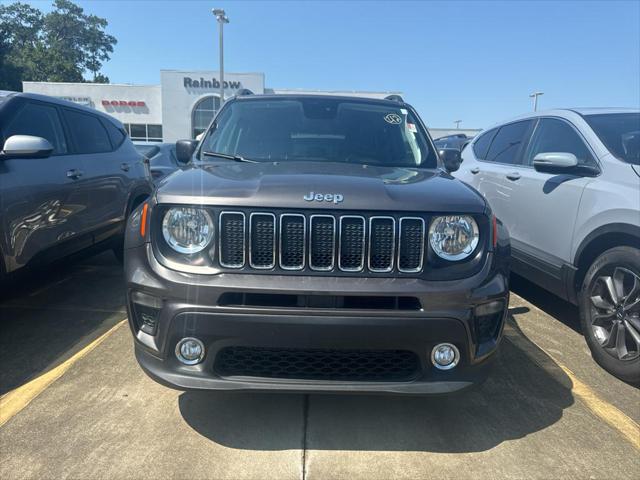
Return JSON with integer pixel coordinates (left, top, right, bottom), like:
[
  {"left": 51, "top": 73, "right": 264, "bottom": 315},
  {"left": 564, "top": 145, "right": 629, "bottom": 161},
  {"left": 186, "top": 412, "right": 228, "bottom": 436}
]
[
  {"left": 400, "top": 108, "right": 408, "bottom": 115},
  {"left": 384, "top": 113, "right": 402, "bottom": 124},
  {"left": 407, "top": 123, "right": 417, "bottom": 133}
]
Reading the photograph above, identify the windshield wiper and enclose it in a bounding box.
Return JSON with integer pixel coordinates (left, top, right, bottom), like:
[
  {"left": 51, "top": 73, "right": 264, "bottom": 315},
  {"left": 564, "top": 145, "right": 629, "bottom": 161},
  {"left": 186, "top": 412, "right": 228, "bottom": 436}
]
[{"left": 201, "top": 151, "right": 258, "bottom": 163}]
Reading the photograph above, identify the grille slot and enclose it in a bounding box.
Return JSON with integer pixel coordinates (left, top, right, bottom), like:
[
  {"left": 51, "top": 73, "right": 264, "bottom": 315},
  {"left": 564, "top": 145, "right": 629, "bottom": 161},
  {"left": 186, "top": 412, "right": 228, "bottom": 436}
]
[
  {"left": 309, "top": 215, "right": 336, "bottom": 271},
  {"left": 219, "top": 212, "right": 246, "bottom": 268},
  {"left": 368, "top": 217, "right": 395, "bottom": 272},
  {"left": 339, "top": 216, "right": 365, "bottom": 271},
  {"left": 250, "top": 213, "right": 276, "bottom": 269},
  {"left": 279, "top": 214, "right": 305, "bottom": 270},
  {"left": 214, "top": 346, "right": 420, "bottom": 381},
  {"left": 398, "top": 217, "right": 425, "bottom": 272}
]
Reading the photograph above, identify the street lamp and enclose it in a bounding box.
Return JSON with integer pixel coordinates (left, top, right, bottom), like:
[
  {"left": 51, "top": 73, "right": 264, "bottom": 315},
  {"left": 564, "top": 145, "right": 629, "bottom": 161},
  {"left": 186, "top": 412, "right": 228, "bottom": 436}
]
[
  {"left": 212, "top": 8, "right": 229, "bottom": 107},
  {"left": 529, "top": 91, "right": 544, "bottom": 112},
  {"left": 454, "top": 120, "right": 462, "bottom": 129}
]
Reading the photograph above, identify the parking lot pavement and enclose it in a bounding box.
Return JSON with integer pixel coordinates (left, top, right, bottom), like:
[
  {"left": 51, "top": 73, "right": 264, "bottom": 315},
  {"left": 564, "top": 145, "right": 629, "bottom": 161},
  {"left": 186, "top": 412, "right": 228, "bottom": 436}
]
[{"left": 1, "top": 252, "right": 639, "bottom": 480}]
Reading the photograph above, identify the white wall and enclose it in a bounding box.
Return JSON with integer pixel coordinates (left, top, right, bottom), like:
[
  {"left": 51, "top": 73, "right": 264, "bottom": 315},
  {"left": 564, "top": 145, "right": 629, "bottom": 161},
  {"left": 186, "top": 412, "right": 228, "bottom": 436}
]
[
  {"left": 269, "top": 88, "right": 402, "bottom": 100},
  {"left": 428, "top": 128, "right": 481, "bottom": 139},
  {"left": 160, "top": 70, "right": 265, "bottom": 142},
  {"left": 22, "top": 82, "right": 162, "bottom": 125}
]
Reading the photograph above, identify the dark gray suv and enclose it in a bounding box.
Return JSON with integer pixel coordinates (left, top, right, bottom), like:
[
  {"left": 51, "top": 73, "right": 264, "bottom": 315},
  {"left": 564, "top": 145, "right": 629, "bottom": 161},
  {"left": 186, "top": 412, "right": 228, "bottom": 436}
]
[
  {"left": 124, "top": 94, "right": 510, "bottom": 395},
  {"left": 0, "top": 92, "right": 152, "bottom": 277}
]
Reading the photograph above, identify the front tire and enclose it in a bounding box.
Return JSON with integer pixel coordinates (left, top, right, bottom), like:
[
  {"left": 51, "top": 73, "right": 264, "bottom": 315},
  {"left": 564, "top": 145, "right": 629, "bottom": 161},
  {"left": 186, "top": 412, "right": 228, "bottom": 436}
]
[{"left": 579, "top": 246, "right": 640, "bottom": 385}]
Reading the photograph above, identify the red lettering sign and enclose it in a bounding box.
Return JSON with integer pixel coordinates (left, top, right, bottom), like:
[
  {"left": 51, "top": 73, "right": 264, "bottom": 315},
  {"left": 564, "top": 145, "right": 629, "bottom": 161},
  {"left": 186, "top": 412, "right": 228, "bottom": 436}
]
[{"left": 101, "top": 100, "right": 146, "bottom": 107}]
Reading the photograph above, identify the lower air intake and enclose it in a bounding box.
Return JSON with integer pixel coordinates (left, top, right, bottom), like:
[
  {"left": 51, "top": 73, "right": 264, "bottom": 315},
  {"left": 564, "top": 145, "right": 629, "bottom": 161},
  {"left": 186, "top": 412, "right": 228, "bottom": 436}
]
[{"left": 214, "top": 347, "right": 420, "bottom": 381}]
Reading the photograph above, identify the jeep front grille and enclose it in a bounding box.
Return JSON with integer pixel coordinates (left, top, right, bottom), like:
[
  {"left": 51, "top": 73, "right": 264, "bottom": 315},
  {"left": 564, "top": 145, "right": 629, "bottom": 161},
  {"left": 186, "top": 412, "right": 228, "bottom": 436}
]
[{"left": 217, "top": 211, "right": 427, "bottom": 275}]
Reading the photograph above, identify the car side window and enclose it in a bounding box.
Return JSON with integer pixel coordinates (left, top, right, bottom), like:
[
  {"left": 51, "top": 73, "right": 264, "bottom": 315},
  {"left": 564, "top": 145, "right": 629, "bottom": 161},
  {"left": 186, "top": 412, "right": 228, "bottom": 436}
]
[
  {"left": 63, "top": 109, "right": 112, "bottom": 154},
  {"left": 525, "top": 118, "right": 595, "bottom": 166},
  {"left": 101, "top": 119, "right": 126, "bottom": 149},
  {"left": 484, "top": 120, "right": 533, "bottom": 165},
  {"left": 472, "top": 128, "right": 497, "bottom": 160},
  {"left": 3, "top": 101, "right": 68, "bottom": 155}
]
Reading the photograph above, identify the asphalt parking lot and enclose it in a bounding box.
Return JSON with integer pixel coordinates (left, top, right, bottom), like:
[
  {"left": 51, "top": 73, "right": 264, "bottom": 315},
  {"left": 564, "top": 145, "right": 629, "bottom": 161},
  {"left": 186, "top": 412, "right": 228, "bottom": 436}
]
[{"left": 1, "top": 251, "right": 638, "bottom": 480}]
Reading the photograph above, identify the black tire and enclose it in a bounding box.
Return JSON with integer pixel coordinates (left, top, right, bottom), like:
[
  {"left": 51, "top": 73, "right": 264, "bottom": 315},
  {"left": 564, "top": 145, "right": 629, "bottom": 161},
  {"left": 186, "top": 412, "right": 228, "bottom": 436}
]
[
  {"left": 579, "top": 246, "right": 640, "bottom": 385},
  {"left": 112, "top": 242, "right": 124, "bottom": 264},
  {"left": 113, "top": 195, "right": 148, "bottom": 264}
]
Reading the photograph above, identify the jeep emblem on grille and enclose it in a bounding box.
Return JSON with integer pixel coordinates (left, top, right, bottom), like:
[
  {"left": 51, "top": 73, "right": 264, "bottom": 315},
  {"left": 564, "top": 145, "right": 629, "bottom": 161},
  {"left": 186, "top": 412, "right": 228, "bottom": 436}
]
[{"left": 304, "top": 192, "right": 344, "bottom": 204}]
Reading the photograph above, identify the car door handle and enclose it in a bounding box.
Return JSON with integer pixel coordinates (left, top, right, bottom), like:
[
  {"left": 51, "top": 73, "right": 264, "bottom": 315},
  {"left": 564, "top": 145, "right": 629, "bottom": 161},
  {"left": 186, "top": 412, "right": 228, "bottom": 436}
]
[
  {"left": 66, "top": 169, "right": 83, "bottom": 179},
  {"left": 506, "top": 172, "right": 521, "bottom": 181},
  {"left": 470, "top": 167, "right": 480, "bottom": 174},
  {"left": 120, "top": 163, "right": 130, "bottom": 172}
]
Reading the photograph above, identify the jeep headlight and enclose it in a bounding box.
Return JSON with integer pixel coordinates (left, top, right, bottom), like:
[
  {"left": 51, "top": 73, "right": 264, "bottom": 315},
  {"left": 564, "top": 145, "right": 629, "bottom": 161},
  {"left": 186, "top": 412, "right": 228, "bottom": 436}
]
[
  {"left": 162, "top": 207, "right": 214, "bottom": 254},
  {"left": 429, "top": 215, "right": 479, "bottom": 261}
]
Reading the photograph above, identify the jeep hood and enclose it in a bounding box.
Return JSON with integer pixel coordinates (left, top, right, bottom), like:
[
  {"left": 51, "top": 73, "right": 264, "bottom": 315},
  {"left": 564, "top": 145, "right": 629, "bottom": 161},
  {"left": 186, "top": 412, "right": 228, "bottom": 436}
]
[{"left": 156, "top": 161, "right": 486, "bottom": 213}]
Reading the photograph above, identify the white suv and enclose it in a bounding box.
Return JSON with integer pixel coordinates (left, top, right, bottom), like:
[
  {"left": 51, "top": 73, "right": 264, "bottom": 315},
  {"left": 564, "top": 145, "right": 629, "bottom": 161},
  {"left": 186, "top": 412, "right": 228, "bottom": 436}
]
[{"left": 455, "top": 108, "right": 640, "bottom": 384}]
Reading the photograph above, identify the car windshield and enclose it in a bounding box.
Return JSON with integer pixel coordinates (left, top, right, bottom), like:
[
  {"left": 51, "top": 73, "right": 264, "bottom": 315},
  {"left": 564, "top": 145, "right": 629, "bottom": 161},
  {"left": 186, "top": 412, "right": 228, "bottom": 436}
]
[
  {"left": 583, "top": 112, "right": 640, "bottom": 165},
  {"left": 200, "top": 97, "right": 438, "bottom": 168}
]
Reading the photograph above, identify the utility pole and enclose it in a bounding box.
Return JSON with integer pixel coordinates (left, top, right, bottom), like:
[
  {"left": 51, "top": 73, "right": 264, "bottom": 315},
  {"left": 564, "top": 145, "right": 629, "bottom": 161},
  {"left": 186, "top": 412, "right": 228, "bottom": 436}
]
[
  {"left": 213, "top": 9, "right": 229, "bottom": 107},
  {"left": 454, "top": 120, "right": 462, "bottom": 129},
  {"left": 529, "top": 91, "right": 544, "bottom": 111}
]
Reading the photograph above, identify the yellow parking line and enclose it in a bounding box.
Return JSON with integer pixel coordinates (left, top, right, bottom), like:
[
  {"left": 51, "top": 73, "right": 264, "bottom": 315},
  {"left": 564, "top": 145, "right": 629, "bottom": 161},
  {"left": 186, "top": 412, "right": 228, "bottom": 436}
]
[
  {"left": 508, "top": 319, "right": 640, "bottom": 451},
  {"left": 553, "top": 360, "right": 640, "bottom": 451},
  {"left": 0, "top": 320, "right": 126, "bottom": 428}
]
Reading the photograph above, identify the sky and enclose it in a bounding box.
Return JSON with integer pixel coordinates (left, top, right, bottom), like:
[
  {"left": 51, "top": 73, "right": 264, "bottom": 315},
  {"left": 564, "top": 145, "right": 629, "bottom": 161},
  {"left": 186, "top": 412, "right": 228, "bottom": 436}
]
[{"left": 12, "top": 0, "right": 640, "bottom": 129}]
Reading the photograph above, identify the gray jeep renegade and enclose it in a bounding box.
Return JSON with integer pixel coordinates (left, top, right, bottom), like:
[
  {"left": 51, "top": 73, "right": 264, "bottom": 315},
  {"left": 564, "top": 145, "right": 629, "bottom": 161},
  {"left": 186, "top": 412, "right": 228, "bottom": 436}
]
[{"left": 124, "top": 94, "right": 510, "bottom": 394}]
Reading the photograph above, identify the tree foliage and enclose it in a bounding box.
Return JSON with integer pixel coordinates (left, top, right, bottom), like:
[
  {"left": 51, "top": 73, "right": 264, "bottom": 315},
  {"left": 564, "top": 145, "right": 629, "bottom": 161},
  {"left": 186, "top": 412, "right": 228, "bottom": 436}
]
[{"left": 0, "top": 0, "right": 117, "bottom": 90}]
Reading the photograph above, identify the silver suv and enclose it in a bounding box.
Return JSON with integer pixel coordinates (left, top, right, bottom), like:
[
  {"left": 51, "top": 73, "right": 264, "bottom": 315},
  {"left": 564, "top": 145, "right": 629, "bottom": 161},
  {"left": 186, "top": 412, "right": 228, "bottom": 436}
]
[{"left": 455, "top": 108, "right": 640, "bottom": 384}]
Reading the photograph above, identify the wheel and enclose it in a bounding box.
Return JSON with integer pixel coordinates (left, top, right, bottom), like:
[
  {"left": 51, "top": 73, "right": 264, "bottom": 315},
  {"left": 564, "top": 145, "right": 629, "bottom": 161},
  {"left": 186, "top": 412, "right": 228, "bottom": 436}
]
[
  {"left": 579, "top": 246, "right": 640, "bottom": 385},
  {"left": 112, "top": 242, "right": 124, "bottom": 264},
  {"left": 113, "top": 196, "right": 147, "bottom": 264}
]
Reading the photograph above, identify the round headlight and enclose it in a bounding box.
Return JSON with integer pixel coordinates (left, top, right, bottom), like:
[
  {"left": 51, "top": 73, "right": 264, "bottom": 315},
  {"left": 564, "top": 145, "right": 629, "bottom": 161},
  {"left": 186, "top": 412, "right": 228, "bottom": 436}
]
[
  {"left": 429, "top": 215, "right": 479, "bottom": 261},
  {"left": 162, "top": 207, "right": 214, "bottom": 254}
]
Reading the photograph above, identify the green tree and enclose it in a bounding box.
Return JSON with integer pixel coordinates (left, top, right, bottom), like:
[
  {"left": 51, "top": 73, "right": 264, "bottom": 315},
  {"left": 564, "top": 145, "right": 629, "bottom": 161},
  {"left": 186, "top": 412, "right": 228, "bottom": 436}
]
[{"left": 0, "top": 0, "right": 116, "bottom": 90}]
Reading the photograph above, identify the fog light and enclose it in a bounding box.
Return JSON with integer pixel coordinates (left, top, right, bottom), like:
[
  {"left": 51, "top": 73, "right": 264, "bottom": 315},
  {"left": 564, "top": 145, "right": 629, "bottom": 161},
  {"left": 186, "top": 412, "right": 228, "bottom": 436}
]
[
  {"left": 431, "top": 343, "right": 460, "bottom": 370},
  {"left": 175, "top": 338, "right": 205, "bottom": 365}
]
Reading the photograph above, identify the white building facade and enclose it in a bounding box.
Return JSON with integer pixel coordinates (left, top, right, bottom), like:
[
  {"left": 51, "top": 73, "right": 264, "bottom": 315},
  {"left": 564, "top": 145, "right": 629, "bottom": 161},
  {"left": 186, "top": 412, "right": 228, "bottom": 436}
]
[{"left": 23, "top": 71, "right": 478, "bottom": 142}]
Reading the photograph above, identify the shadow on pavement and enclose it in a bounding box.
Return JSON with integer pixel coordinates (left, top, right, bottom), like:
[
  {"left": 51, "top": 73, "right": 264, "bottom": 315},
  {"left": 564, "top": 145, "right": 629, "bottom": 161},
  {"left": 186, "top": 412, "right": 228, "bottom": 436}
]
[
  {"left": 510, "top": 273, "right": 582, "bottom": 335},
  {"left": 178, "top": 311, "right": 574, "bottom": 453},
  {"left": 0, "top": 250, "right": 126, "bottom": 395}
]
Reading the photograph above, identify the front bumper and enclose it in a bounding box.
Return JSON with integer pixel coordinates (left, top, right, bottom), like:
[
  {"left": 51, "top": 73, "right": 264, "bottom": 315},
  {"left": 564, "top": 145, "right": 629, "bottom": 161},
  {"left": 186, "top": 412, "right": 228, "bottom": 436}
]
[{"left": 125, "top": 244, "right": 509, "bottom": 395}]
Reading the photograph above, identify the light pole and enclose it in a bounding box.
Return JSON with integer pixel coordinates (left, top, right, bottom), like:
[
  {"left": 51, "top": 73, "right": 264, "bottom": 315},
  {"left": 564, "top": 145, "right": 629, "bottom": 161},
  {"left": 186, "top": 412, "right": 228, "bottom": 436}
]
[
  {"left": 529, "top": 91, "right": 544, "bottom": 111},
  {"left": 212, "top": 8, "right": 229, "bottom": 107},
  {"left": 454, "top": 120, "right": 462, "bottom": 129}
]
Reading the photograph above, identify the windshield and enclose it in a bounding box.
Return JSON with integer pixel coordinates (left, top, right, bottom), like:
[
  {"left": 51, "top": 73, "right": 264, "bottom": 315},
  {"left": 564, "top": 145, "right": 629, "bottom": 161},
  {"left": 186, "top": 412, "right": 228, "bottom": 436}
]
[
  {"left": 583, "top": 113, "right": 640, "bottom": 165},
  {"left": 200, "top": 97, "right": 438, "bottom": 168}
]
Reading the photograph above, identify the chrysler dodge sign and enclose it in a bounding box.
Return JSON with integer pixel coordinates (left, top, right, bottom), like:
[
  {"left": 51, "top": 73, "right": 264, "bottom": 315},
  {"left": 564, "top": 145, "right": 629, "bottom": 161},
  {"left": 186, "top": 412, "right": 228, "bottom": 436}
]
[{"left": 183, "top": 76, "right": 242, "bottom": 90}]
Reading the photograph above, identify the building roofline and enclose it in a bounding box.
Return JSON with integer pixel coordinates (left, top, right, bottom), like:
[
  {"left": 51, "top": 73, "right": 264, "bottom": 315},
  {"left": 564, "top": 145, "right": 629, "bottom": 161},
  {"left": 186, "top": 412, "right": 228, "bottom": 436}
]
[
  {"left": 22, "top": 81, "right": 161, "bottom": 88},
  {"left": 160, "top": 69, "right": 266, "bottom": 76}
]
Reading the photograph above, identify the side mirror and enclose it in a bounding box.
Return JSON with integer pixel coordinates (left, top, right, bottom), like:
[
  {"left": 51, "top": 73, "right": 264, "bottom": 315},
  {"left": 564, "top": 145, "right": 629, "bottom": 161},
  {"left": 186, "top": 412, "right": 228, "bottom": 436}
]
[
  {"left": 175, "top": 139, "right": 198, "bottom": 164},
  {"left": 439, "top": 148, "right": 462, "bottom": 173},
  {"left": 533, "top": 152, "right": 578, "bottom": 174},
  {"left": 1, "top": 135, "right": 54, "bottom": 159}
]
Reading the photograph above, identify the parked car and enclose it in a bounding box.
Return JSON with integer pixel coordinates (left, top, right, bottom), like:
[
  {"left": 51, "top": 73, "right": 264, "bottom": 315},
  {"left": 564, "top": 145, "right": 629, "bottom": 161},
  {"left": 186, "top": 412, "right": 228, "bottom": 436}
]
[
  {"left": 434, "top": 134, "right": 473, "bottom": 152},
  {"left": 455, "top": 108, "right": 640, "bottom": 384},
  {"left": 134, "top": 142, "right": 182, "bottom": 184},
  {"left": 124, "top": 94, "right": 510, "bottom": 395},
  {"left": 0, "top": 92, "right": 152, "bottom": 277}
]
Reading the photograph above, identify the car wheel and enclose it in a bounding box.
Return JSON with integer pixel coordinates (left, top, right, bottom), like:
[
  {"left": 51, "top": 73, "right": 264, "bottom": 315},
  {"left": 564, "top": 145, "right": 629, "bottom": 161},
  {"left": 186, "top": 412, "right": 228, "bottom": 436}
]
[
  {"left": 579, "top": 246, "right": 640, "bottom": 385},
  {"left": 112, "top": 242, "right": 124, "bottom": 264}
]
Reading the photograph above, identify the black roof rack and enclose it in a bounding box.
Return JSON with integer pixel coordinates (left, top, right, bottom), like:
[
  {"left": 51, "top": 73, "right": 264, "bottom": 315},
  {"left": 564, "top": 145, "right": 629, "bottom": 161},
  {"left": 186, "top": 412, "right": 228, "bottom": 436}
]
[
  {"left": 236, "top": 89, "right": 254, "bottom": 96},
  {"left": 384, "top": 94, "right": 404, "bottom": 103}
]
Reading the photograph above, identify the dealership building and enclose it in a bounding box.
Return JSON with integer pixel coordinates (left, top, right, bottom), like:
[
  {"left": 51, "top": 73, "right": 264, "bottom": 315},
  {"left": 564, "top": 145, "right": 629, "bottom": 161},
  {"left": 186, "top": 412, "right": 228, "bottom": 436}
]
[{"left": 23, "top": 70, "right": 479, "bottom": 142}]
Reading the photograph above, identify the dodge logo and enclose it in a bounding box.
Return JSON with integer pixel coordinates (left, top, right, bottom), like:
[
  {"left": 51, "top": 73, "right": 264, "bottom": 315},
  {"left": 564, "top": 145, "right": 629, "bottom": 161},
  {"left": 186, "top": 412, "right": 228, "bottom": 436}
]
[{"left": 304, "top": 192, "right": 344, "bottom": 204}]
